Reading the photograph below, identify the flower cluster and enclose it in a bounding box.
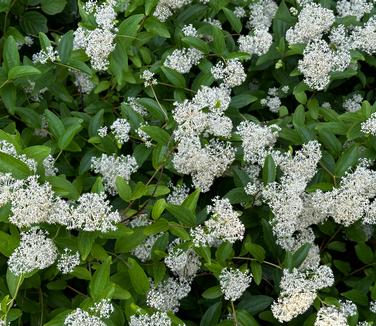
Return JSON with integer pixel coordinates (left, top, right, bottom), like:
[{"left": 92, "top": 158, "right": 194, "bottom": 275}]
[
  {"left": 191, "top": 197, "right": 245, "bottom": 246},
  {"left": 219, "top": 268, "right": 252, "bottom": 301},
  {"left": 271, "top": 266, "right": 334, "bottom": 322}
]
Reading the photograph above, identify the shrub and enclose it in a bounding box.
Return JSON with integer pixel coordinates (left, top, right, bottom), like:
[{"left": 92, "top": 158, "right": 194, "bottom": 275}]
[{"left": 1, "top": 0, "right": 376, "bottom": 325}]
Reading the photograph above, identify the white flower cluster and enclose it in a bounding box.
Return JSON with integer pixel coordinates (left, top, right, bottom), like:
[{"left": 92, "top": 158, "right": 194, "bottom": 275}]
[
  {"left": 315, "top": 301, "right": 357, "bottom": 326},
  {"left": 72, "top": 71, "right": 95, "bottom": 94},
  {"left": 237, "top": 121, "right": 280, "bottom": 165},
  {"left": 172, "top": 86, "right": 232, "bottom": 139},
  {"left": 271, "top": 266, "right": 334, "bottom": 322},
  {"left": 146, "top": 277, "right": 191, "bottom": 312},
  {"left": 91, "top": 154, "right": 138, "bottom": 195},
  {"left": 211, "top": 59, "right": 246, "bottom": 88},
  {"left": 57, "top": 249, "right": 80, "bottom": 274},
  {"left": 286, "top": 3, "right": 335, "bottom": 45},
  {"left": 141, "top": 70, "right": 158, "bottom": 87},
  {"left": 68, "top": 192, "right": 121, "bottom": 232},
  {"left": 336, "top": 0, "right": 373, "bottom": 21},
  {"left": 90, "top": 299, "right": 114, "bottom": 319},
  {"left": 172, "top": 84, "right": 236, "bottom": 191},
  {"left": 238, "top": 29, "right": 273, "bottom": 56},
  {"left": 164, "top": 239, "right": 201, "bottom": 281},
  {"left": 191, "top": 197, "right": 245, "bottom": 247},
  {"left": 64, "top": 308, "right": 106, "bottom": 326},
  {"left": 0, "top": 173, "right": 22, "bottom": 207},
  {"left": 32, "top": 46, "right": 58, "bottom": 64},
  {"left": 298, "top": 39, "right": 351, "bottom": 91},
  {"left": 164, "top": 48, "right": 203, "bottom": 73},
  {"left": 248, "top": 0, "right": 278, "bottom": 30},
  {"left": 0, "top": 141, "right": 37, "bottom": 172},
  {"left": 9, "top": 175, "right": 57, "bottom": 227},
  {"left": 153, "top": 0, "right": 190, "bottom": 22},
  {"left": 73, "top": 0, "right": 117, "bottom": 70},
  {"left": 129, "top": 312, "right": 172, "bottom": 326},
  {"left": 129, "top": 215, "right": 164, "bottom": 262},
  {"left": 263, "top": 141, "right": 322, "bottom": 245},
  {"left": 2, "top": 172, "right": 122, "bottom": 233},
  {"left": 123, "top": 97, "right": 148, "bottom": 116},
  {"left": 237, "top": 0, "right": 276, "bottom": 57},
  {"left": 182, "top": 24, "right": 198, "bottom": 37},
  {"left": 43, "top": 154, "right": 58, "bottom": 176},
  {"left": 351, "top": 17, "right": 376, "bottom": 55},
  {"left": 219, "top": 268, "right": 252, "bottom": 301},
  {"left": 110, "top": 118, "right": 131, "bottom": 145},
  {"left": 8, "top": 227, "right": 58, "bottom": 276},
  {"left": 166, "top": 183, "right": 190, "bottom": 205},
  {"left": 361, "top": 112, "right": 376, "bottom": 135},
  {"left": 343, "top": 93, "right": 363, "bottom": 112}
]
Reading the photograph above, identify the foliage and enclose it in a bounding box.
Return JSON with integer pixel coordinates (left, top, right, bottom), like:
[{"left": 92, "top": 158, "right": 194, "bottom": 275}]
[{"left": 1, "top": 0, "right": 376, "bottom": 325}]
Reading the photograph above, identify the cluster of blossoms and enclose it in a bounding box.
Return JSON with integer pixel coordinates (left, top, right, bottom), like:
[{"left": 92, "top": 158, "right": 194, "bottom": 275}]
[
  {"left": 287, "top": 1, "right": 376, "bottom": 90},
  {"left": 64, "top": 299, "right": 113, "bottom": 326},
  {"left": 343, "top": 93, "right": 363, "bottom": 112},
  {"left": 8, "top": 228, "right": 58, "bottom": 275},
  {"left": 0, "top": 141, "right": 37, "bottom": 172},
  {"left": 73, "top": 0, "right": 118, "bottom": 70},
  {"left": 56, "top": 249, "right": 81, "bottom": 274},
  {"left": 146, "top": 277, "right": 191, "bottom": 312},
  {"left": 271, "top": 266, "right": 335, "bottom": 322},
  {"left": 237, "top": 0, "right": 276, "bottom": 56},
  {"left": 314, "top": 301, "right": 357, "bottom": 326},
  {"left": 32, "top": 46, "right": 59, "bottom": 64},
  {"left": 166, "top": 183, "right": 190, "bottom": 205},
  {"left": 128, "top": 214, "right": 165, "bottom": 262},
  {"left": 164, "top": 239, "right": 201, "bottom": 281},
  {"left": 164, "top": 47, "right": 203, "bottom": 74},
  {"left": 219, "top": 268, "right": 252, "bottom": 301},
  {"left": 153, "top": 0, "right": 209, "bottom": 22},
  {"left": 2, "top": 172, "right": 122, "bottom": 232},
  {"left": 190, "top": 197, "right": 245, "bottom": 247},
  {"left": 129, "top": 312, "right": 172, "bottom": 326},
  {"left": 260, "top": 87, "right": 288, "bottom": 113},
  {"left": 361, "top": 112, "right": 376, "bottom": 135},
  {"left": 91, "top": 153, "right": 138, "bottom": 195}
]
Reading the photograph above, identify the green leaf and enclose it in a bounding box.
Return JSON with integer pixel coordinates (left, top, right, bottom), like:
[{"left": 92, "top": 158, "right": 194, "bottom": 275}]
[
  {"left": 223, "top": 8, "right": 242, "bottom": 33},
  {"left": 152, "top": 198, "right": 166, "bottom": 220},
  {"left": 116, "top": 177, "right": 132, "bottom": 202},
  {"left": 3, "top": 36, "right": 20, "bottom": 70},
  {"left": 19, "top": 11, "right": 48, "bottom": 35},
  {"left": 166, "top": 204, "right": 196, "bottom": 226},
  {"left": 41, "top": 0, "right": 66, "bottom": 15},
  {"left": 8, "top": 66, "right": 41, "bottom": 80},
  {"left": 140, "top": 125, "right": 171, "bottom": 144},
  {"left": 182, "top": 188, "right": 200, "bottom": 212},
  {"left": 251, "top": 261, "right": 262, "bottom": 285},
  {"left": 6, "top": 269, "right": 23, "bottom": 298},
  {"left": 144, "top": 16, "right": 170, "bottom": 38},
  {"left": 161, "top": 66, "right": 186, "bottom": 88},
  {"left": 78, "top": 232, "right": 97, "bottom": 261},
  {"left": 0, "top": 152, "right": 31, "bottom": 179},
  {"left": 89, "top": 256, "right": 111, "bottom": 300},
  {"left": 355, "top": 242, "right": 374, "bottom": 264},
  {"left": 181, "top": 37, "right": 210, "bottom": 53},
  {"left": 293, "top": 105, "right": 306, "bottom": 127},
  {"left": 58, "top": 123, "right": 82, "bottom": 150},
  {"left": 45, "top": 110, "right": 65, "bottom": 138},
  {"left": 202, "top": 285, "right": 222, "bottom": 299},
  {"left": 262, "top": 155, "right": 276, "bottom": 185},
  {"left": 230, "top": 94, "right": 257, "bottom": 109},
  {"left": 291, "top": 243, "right": 311, "bottom": 268},
  {"left": 334, "top": 144, "right": 359, "bottom": 177},
  {"left": 0, "top": 231, "right": 18, "bottom": 257},
  {"left": 245, "top": 243, "right": 265, "bottom": 262},
  {"left": 200, "top": 302, "right": 222, "bottom": 326},
  {"left": 58, "top": 31, "right": 73, "bottom": 63},
  {"left": 212, "top": 26, "right": 226, "bottom": 55},
  {"left": 238, "top": 294, "right": 273, "bottom": 315},
  {"left": 146, "top": 184, "right": 170, "bottom": 197},
  {"left": 128, "top": 258, "right": 150, "bottom": 295}
]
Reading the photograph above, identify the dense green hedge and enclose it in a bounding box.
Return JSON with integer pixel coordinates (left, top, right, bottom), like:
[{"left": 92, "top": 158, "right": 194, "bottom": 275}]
[{"left": 1, "top": 0, "right": 376, "bottom": 325}]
